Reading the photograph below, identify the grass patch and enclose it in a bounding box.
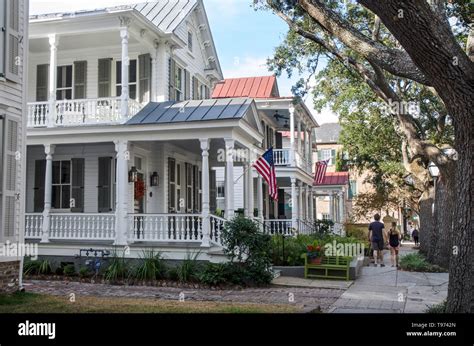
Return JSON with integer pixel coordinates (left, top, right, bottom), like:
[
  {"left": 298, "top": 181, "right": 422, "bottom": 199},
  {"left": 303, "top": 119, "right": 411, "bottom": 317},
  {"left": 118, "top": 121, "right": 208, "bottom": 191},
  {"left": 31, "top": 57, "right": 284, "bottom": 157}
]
[
  {"left": 399, "top": 253, "right": 447, "bottom": 273},
  {"left": 426, "top": 300, "right": 447, "bottom": 313},
  {"left": 0, "top": 292, "right": 298, "bottom": 313}
]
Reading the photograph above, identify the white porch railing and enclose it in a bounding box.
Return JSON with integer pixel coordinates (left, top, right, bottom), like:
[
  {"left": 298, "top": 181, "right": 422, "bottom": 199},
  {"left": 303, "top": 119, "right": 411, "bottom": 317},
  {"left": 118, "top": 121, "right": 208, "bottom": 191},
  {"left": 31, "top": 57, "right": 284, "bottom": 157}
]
[
  {"left": 210, "top": 214, "right": 225, "bottom": 245},
  {"left": 49, "top": 214, "right": 115, "bottom": 240},
  {"left": 128, "top": 214, "right": 203, "bottom": 242},
  {"left": 27, "top": 97, "right": 142, "bottom": 127},
  {"left": 273, "top": 149, "right": 290, "bottom": 166},
  {"left": 297, "top": 219, "right": 314, "bottom": 235},
  {"left": 25, "top": 213, "right": 43, "bottom": 239},
  {"left": 263, "top": 219, "right": 293, "bottom": 236}
]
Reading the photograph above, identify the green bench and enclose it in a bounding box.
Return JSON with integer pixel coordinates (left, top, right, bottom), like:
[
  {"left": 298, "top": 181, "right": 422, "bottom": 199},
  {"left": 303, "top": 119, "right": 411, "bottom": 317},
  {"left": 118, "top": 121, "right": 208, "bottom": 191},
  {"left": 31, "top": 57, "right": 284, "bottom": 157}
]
[{"left": 302, "top": 254, "right": 352, "bottom": 281}]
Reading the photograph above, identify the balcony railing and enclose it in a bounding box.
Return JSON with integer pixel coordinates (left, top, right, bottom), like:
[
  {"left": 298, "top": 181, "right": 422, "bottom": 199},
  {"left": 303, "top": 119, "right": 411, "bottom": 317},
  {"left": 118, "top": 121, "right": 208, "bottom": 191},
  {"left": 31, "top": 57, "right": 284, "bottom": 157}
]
[
  {"left": 27, "top": 97, "right": 142, "bottom": 127},
  {"left": 49, "top": 213, "right": 116, "bottom": 240},
  {"left": 273, "top": 149, "right": 313, "bottom": 173},
  {"left": 25, "top": 213, "right": 43, "bottom": 239}
]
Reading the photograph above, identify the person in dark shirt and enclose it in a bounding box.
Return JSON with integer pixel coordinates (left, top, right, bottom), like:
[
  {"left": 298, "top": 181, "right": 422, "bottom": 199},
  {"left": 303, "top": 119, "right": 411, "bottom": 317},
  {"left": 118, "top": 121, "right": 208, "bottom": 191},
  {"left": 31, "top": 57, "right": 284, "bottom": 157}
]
[
  {"left": 412, "top": 228, "right": 419, "bottom": 246},
  {"left": 368, "top": 214, "right": 386, "bottom": 267},
  {"left": 388, "top": 222, "right": 401, "bottom": 267}
]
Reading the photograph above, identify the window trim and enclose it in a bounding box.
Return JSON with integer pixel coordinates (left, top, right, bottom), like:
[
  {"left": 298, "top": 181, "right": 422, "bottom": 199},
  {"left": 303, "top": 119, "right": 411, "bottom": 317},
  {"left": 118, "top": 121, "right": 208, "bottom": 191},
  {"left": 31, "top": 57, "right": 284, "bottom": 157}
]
[
  {"left": 51, "top": 160, "right": 72, "bottom": 210},
  {"left": 56, "top": 65, "right": 73, "bottom": 100},
  {"left": 115, "top": 58, "right": 138, "bottom": 100}
]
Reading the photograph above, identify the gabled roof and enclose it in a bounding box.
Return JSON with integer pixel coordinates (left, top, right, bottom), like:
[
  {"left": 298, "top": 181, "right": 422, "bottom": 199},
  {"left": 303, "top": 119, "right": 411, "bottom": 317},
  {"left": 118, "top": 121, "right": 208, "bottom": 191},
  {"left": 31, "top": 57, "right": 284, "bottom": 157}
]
[
  {"left": 315, "top": 123, "right": 341, "bottom": 143},
  {"left": 314, "top": 172, "right": 349, "bottom": 186},
  {"left": 30, "top": 0, "right": 197, "bottom": 34},
  {"left": 212, "top": 76, "right": 279, "bottom": 99},
  {"left": 127, "top": 98, "right": 254, "bottom": 125}
]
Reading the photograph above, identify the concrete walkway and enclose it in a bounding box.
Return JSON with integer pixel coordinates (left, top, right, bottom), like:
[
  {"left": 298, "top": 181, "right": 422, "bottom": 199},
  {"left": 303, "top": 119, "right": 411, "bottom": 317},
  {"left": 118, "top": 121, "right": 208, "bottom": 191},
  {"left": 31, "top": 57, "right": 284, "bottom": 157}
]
[{"left": 329, "top": 243, "right": 448, "bottom": 313}]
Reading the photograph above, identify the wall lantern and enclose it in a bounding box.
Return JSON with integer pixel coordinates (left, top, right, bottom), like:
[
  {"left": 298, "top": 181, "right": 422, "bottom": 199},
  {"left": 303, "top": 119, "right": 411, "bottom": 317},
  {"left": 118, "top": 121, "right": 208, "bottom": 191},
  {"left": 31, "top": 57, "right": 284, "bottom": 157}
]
[
  {"left": 128, "top": 166, "right": 138, "bottom": 183},
  {"left": 150, "top": 172, "right": 159, "bottom": 187}
]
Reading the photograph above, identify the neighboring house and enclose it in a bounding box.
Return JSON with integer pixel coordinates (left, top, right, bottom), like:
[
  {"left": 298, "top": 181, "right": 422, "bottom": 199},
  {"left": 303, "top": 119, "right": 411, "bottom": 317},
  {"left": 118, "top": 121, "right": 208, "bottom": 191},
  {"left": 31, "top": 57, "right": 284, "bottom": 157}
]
[
  {"left": 23, "top": 2, "right": 319, "bottom": 264},
  {"left": 311, "top": 123, "right": 399, "bottom": 225},
  {"left": 0, "top": 0, "right": 29, "bottom": 292}
]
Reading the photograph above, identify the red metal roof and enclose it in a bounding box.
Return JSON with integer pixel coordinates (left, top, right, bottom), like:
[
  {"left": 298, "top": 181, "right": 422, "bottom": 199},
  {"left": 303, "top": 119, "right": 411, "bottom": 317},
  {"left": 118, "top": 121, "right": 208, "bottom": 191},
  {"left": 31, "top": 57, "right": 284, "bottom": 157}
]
[
  {"left": 212, "top": 76, "right": 278, "bottom": 99},
  {"left": 314, "top": 172, "right": 349, "bottom": 186}
]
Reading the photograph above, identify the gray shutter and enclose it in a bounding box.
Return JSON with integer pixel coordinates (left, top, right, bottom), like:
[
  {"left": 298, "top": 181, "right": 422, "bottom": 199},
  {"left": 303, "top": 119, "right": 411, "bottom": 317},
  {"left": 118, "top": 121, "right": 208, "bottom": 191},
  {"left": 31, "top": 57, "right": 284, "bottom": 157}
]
[
  {"left": 193, "top": 165, "right": 199, "bottom": 212},
  {"left": 184, "top": 70, "right": 190, "bottom": 100},
  {"left": 5, "top": 0, "right": 20, "bottom": 82},
  {"left": 168, "top": 58, "right": 176, "bottom": 101},
  {"left": 209, "top": 169, "right": 216, "bottom": 213},
  {"left": 331, "top": 149, "right": 336, "bottom": 165},
  {"left": 74, "top": 61, "right": 87, "bottom": 99},
  {"left": 317, "top": 150, "right": 322, "bottom": 161},
  {"left": 98, "top": 157, "right": 112, "bottom": 212},
  {"left": 3, "top": 119, "right": 18, "bottom": 236},
  {"left": 36, "top": 64, "right": 49, "bottom": 101},
  {"left": 0, "top": 0, "right": 5, "bottom": 78},
  {"left": 192, "top": 76, "right": 198, "bottom": 100},
  {"left": 71, "top": 158, "right": 84, "bottom": 212},
  {"left": 98, "top": 58, "right": 112, "bottom": 98},
  {"left": 138, "top": 53, "right": 151, "bottom": 103},
  {"left": 34, "top": 160, "right": 46, "bottom": 212}
]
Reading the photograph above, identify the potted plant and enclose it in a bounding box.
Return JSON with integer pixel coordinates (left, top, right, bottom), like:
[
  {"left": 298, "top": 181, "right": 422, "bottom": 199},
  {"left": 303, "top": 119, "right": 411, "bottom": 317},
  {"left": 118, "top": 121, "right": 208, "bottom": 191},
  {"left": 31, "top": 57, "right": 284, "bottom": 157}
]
[{"left": 306, "top": 242, "right": 324, "bottom": 264}]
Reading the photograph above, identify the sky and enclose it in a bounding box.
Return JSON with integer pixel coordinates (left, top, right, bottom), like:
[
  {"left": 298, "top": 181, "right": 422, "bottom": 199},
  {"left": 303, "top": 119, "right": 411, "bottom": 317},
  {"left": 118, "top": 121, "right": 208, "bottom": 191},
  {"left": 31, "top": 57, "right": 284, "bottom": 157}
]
[{"left": 29, "top": 0, "right": 338, "bottom": 124}]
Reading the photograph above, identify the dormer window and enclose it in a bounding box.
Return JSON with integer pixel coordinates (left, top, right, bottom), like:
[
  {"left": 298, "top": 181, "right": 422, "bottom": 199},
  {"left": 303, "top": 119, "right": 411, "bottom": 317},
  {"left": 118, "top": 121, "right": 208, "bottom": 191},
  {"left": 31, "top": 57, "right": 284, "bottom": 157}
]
[{"left": 188, "top": 31, "right": 193, "bottom": 52}]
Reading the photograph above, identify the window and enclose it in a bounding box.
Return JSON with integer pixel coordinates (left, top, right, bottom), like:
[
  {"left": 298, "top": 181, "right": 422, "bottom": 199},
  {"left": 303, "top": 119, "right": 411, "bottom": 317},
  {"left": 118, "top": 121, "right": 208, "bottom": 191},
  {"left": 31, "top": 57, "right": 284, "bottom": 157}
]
[
  {"left": 349, "top": 180, "right": 357, "bottom": 199},
  {"left": 56, "top": 65, "right": 73, "bottom": 100},
  {"left": 185, "top": 163, "right": 193, "bottom": 212},
  {"left": 52, "top": 160, "right": 71, "bottom": 209},
  {"left": 217, "top": 181, "right": 225, "bottom": 198},
  {"left": 176, "top": 164, "right": 181, "bottom": 212},
  {"left": 318, "top": 149, "right": 336, "bottom": 165},
  {"left": 98, "top": 157, "right": 113, "bottom": 212},
  {"left": 116, "top": 59, "right": 137, "bottom": 100},
  {"left": 168, "top": 158, "right": 176, "bottom": 212},
  {"left": 175, "top": 66, "right": 183, "bottom": 101},
  {"left": 187, "top": 31, "right": 193, "bottom": 52}
]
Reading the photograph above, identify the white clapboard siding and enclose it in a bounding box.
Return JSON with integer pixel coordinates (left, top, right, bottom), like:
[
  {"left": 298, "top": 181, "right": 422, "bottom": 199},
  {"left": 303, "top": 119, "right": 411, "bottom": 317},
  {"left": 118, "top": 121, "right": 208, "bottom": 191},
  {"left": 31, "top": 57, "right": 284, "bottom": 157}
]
[{"left": 214, "top": 167, "right": 244, "bottom": 210}]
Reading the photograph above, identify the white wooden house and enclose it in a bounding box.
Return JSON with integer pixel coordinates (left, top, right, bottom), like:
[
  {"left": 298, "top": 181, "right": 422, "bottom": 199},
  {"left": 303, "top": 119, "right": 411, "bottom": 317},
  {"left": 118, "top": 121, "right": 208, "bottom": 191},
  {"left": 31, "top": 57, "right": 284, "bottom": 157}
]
[
  {"left": 23, "top": 1, "right": 324, "bottom": 262},
  {"left": 0, "top": 0, "right": 29, "bottom": 291}
]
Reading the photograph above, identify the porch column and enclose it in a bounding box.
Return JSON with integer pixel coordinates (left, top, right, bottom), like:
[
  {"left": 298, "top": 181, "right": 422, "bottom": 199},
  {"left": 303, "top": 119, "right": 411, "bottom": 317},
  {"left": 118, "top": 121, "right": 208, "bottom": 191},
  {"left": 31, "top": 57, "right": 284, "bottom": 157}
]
[
  {"left": 297, "top": 119, "right": 302, "bottom": 159},
  {"left": 243, "top": 163, "right": 248, "bottom": 217},
  {"left": 302, "top": 127, "right": 307, "bottom": 160},
  {"left": 41, "top": 144, "right": 55, "bottom": 243},
  {"left": 47, "top": 35, "right": 58, "bottom": 128},
  {"left": 339, "top": 191, "right": 345, "bottom": 223},
  {"left": 289, "top": 105, "right": 296, "bottom": 166},
  {"left": 329, "top": 193, "right": 334, "bottom": 221},
  {"left": 224, "top": 138, "right": 235, "bottom": 219},
  {"left": 306, "top": 186, "right": 311, "bottom": 221},
  {"left": 247, "top": 163, "right": 254, "bottom": 218},
  {"left": 298, "top": 182, "right": 304, "bottom": 220},
  {"left": 257, "top": 175, "right": 263, "bottom": 222},
  {"left": 151, "top": 42, "right": 159, "bottom": 102},
  {"left": 119, "top": 17, "right": 131, "bottom": 121},
  {"left": 291, "top": 178, "right": 298, "bottom": 230},
  {"left": 309, "top": 189, "right": 314, "bottom": 221},
  {"left": 114, "top": 140, "right": 129, "bottom": 246},
  {"left": 200, "top": 139, "right": 211, "bottom": 247},
  {"left": 309, "top": 129, "right": 313, "bottom": 169}
]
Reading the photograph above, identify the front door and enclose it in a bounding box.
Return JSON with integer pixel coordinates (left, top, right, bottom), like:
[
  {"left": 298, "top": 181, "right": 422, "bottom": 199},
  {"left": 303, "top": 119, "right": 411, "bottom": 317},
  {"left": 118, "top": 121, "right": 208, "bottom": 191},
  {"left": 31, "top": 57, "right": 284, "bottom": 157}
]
[{"left": 134, "top": 172, "right": 145, "bottom": 214}]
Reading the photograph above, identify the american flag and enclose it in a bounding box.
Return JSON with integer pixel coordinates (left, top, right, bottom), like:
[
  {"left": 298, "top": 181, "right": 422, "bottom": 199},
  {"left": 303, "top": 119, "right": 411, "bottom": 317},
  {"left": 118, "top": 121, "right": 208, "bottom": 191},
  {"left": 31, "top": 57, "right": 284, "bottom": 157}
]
[
  {"left": 253, "top": 148, "right": 278, "bottom": 201},
  {"left": 313, "top": 159, "right": 330, "bottom": 185}
]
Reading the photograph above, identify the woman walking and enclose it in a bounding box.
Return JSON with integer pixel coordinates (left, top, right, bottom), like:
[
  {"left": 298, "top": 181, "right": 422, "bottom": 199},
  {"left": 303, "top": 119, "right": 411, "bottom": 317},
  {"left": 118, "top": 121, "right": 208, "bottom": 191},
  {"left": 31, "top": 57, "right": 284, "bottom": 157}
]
[{"left": 388, "top": 222, "right": 401, "bottom": 268}]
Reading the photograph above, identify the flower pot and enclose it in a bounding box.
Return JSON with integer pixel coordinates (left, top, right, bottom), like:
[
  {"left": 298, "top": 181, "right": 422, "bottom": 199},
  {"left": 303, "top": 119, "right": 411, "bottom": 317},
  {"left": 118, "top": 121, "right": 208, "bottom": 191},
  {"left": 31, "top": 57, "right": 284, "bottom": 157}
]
[{"left": 310, "top": 257, "right": 322, "bottom": 264}]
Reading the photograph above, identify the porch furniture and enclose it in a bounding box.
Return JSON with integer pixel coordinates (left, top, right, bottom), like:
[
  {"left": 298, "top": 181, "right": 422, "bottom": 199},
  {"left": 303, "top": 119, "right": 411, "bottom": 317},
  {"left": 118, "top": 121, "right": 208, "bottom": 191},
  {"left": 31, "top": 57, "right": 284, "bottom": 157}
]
[{"left": 301, "top": 253, "right": 351, "bottom": 281}]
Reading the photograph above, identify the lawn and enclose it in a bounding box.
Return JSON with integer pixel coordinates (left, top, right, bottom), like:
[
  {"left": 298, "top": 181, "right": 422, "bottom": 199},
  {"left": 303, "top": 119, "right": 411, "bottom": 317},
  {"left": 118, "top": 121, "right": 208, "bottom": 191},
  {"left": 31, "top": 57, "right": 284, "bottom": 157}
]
[{"left": 0, "top": 292, "right": 298, "bottom": 313}]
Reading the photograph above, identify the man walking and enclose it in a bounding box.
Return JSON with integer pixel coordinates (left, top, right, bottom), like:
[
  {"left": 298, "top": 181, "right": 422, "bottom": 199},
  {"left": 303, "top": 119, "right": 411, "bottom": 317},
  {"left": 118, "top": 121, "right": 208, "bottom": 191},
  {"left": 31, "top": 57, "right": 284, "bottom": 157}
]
[
  {"left": 368, "top": 214, "right": 386, "bottom": 267},
  {"left": 412, "top": 227, "right": 419, "bottom": 246}
]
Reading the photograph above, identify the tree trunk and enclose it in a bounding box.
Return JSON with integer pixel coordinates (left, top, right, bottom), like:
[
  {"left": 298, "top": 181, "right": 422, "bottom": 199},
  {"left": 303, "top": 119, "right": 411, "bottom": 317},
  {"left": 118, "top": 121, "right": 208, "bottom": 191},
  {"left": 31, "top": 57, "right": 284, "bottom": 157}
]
[{"left": 418, "top": 188, "right": 434, "bottom": 258}]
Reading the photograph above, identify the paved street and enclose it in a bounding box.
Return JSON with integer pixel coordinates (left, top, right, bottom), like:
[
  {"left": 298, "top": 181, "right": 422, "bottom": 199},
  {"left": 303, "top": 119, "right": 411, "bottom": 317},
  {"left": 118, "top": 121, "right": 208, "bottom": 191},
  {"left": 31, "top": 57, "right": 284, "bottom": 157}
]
[{"left": 329, "top": 243, "right": 448, "bottom": 313}]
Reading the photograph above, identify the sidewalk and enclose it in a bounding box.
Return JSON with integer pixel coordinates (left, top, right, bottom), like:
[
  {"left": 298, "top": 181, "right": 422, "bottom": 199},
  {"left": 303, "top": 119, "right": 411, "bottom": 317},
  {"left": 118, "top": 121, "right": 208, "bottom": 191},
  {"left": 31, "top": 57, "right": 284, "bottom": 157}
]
[{"left": 328, "top": 244, "right": 448, "bottom": 313}]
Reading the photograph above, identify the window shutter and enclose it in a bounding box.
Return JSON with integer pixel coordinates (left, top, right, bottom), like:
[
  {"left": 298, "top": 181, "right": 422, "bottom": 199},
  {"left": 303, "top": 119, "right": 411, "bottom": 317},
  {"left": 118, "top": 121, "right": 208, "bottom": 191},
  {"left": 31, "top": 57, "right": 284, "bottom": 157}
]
[
  {"left": 209, "top": 169, "right": 216, "bottom": 213},
  {"left": 33, "top": 160, "right": 46, "bottom": 212},
  {"left": 192, "top": 76, "right": 199, "bottom": 100},
  {"left": 138, "top": 53, "right": 151, "bottom": 103},
  {"left": 193, "top": 165, "right": 199, "bottom": 212},
  {"left": 74, "top": 61, "right": 87, "bottom": 99},
  {"left": 331, "top": 149, "right": 336, "bottom": 165},
  {"left": 317, "top": 150, "right": 322, "bottom": 161},
  {"left": 98, "top": 157, "right": 112, "bottom": 212},
  {"left": 98, "top": 58, "right": 112, "bottom": 98},
  {"left": 71, "top": 158, "right": 84, "bottom": 212},
  {"left": 36, "top": 64, "right": 49, "bottom": 101},
  {"left": 184, "top": 70, "right": 190, "bottom": 100},
  {"left": 168, "top": 58, "right": 176, "bottom": 101},
  {"left": 0, "top": 0, "right": 5, "bottom": 78},
  {"left": 3, "top": 119, "right": 18, "bottom": 237},
  {"left": 5, "top": 0, "right": 20, "bottom": 83}
]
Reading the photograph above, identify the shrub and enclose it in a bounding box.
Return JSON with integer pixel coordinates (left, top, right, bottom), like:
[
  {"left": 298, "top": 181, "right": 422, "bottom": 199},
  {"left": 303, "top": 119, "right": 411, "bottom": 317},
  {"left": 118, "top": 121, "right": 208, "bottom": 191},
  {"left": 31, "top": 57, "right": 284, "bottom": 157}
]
[
  {"left": 104, "top": 251, "right": 129, "bottom": 282},
  {"left": 37, "top": 260, "right": 52, "bottom": 275},
  {"left": 426, "top": 300, "right": 447, "bottom": 313},
  {"left": 54, "top": 266, "right": 64, "bottom": 275},
  {"left": 132, "top": 250, "right": 166, "bottom": 281},
  {"left": 23, "top": 260, "right": 40, "bottom": 276},
  {"left": 166, "top": 267, "right": 179, "bottom": 281},
  {"left": 400, "top": 253, "right": 447, "bottom": 273},
  {"left": 221, "top": 216, "right": 273, "bottom": 285},
  {"left": 63, "top": 264, "right": 76, "bottom": 277},
  {"left": 314, "top": 219, "right": 334, "bottom": 235},
  {"left": 198, "top": 263, "right": 228, "bottom": 286},
  {"left": 79, "top": 266, "right": 92, "bottom": 278},
  {"left": 176, "top": 252, "right": 201, "bottom": 282}
]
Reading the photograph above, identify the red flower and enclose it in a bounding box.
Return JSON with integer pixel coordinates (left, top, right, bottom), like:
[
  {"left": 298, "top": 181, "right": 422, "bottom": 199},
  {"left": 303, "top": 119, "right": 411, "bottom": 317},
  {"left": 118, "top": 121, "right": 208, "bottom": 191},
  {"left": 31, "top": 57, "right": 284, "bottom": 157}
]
[
  {"left": 316, "top": 246, "right": 321, "bottom": 251},
  {"left": 307, "top": 245, "right": 314, "bottom": 252}
]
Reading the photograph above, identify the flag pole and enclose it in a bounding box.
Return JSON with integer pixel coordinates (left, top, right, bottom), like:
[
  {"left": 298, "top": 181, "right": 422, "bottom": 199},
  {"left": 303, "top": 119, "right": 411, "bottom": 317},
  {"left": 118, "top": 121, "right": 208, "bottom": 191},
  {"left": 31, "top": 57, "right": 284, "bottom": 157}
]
[{"left": 234, "top": 164, "right": 252, "bottom": 184}]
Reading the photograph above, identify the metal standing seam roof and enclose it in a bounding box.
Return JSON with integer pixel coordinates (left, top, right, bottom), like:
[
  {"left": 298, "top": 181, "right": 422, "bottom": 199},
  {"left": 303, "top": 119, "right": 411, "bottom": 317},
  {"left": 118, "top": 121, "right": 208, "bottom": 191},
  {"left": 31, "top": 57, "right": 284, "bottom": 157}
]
[
  {"left": 314, "top": 172, "right": 349, "bottom": 186},
  {"left": 127, "top": 98, "right": 254, "bottom": 125},
  {"left": 212, "top": 76, "right": 278, "bottom": 99}
]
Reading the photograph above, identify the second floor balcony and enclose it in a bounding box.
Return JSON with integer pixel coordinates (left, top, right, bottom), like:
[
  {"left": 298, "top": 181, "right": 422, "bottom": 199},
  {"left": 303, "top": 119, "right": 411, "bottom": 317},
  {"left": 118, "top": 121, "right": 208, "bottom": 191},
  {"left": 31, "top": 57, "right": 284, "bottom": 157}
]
[
  {"left": 273, "top": 148, "right": 312, "bottom": 173},
  {"left": 27, "top": 97, "right": 142, "bottom": 127}
]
